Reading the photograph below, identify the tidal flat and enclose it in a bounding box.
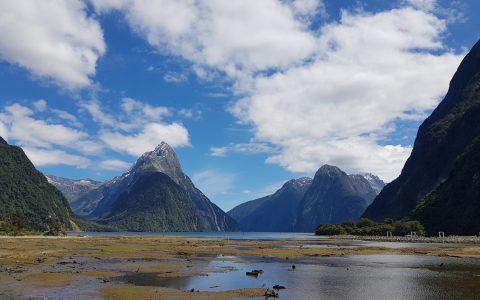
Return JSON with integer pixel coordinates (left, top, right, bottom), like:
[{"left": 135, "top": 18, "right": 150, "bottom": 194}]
[{"left": 1, "top": 235, "right": 480, "bottom": 299}]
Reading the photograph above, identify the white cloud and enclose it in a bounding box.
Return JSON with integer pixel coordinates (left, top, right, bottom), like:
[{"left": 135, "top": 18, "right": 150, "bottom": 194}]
[
  {"left": 80, "top": 98, "right": 190, "bottom": 156},
  {"left": 405, "top": 0, "right": 437, "bottom": 11},
  {"left": 191, "top": 169, "right": 235, "bottom": 197},
  {"left": 142, "top": 105, "right": 171, "bottom": 120},
  {"left": 98, "top": 159, "right": 131, "bottom": 171},
  {"left": 33, "top": 99, "right": 47, "bottom": 112},
  {"left": 0, "top": 103, "right": 98, "bottom": 152},
  {"left": 231, "top": 7, "right": 463, "bottom": 181},
  {"left": 211, "top": 142, "right": 277, "bottom": 157},
  {"left": 91, "top": 0, "right": 317, "bottom": 77},
  {"left": 290, "top": 0, "right": 328, "bottom": 21},
  {"left": 0, "top": 120, "right": 8, "bottom": 141},
  {"left": 0, "top": 0, "right": 105, "bottom": 89},
  {"left": 80, "top": 100, "right": 122, "bottom": 129},
  {"left": 23, "top": 147, "right": 91, "bottom": 168},
  {"left": 89, "top": 1, "right": 465, "bottom": 181},
  {"left": 101, "top": 122, "right": 190, "bottom": 156},
  {"left": 177, "top": 108, "right": 202, "bottom": 120},
  {"left": 51, "top": 109, "right": 83, "bottom": 128}
]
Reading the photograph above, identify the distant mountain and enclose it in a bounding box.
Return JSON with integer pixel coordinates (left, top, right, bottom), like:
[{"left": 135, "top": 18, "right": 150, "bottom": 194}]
[
  {"left": 46, "top": 175, "right": 101, "bottom": 204},
  {"left": 229, "top": 166, "right": 384, "bottom": 232},
  {"left": 359, "top": 173, "right": 385, "bottom": 194},
  {"left": 295, "top": 165, "right": 381, "bottom": 232},
  {"left": 0, "top": 137, "right": 74, "bottom": 232},
  {"left": 363, "top": 40, "right": 480, "bottom": 223},
  {"left": 228, "top": 177, "right": 312, "bottom": 232},
  {"left": 76, "top": 142, "right": 238, "bottom": 232}
]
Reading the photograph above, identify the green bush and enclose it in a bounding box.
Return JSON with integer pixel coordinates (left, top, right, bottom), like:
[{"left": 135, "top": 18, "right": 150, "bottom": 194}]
[
  {"left": 315, "top": 224, "right": 347, "bottom": 235},
  {"left": 315, "top": 218, "right": 425, "bottom": 236}
]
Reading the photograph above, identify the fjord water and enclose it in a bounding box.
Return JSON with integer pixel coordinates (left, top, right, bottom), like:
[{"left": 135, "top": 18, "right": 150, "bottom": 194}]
[
  {"left": 71, "top": 231, "right": 328, "bottom": 241},
  {"left": 118, "top": 254, "right": 480, "bottom": 299}
]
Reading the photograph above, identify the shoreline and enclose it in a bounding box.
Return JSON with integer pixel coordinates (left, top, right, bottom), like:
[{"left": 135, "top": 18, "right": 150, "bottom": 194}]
[
  {"left": 331, "top": 234, "right": 480, "bottom": 244},
  {"left": 1, "top": 235, "right": 480, "bottom": 299}
]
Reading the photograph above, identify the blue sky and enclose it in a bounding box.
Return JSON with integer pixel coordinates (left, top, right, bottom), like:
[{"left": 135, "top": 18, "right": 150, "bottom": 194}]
[{"left": 0, "top": 0, "right": 478, "bottom": 211}]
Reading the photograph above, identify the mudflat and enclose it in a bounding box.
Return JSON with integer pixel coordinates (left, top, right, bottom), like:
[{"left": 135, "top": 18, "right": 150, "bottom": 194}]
[{"left": 1, "top": 235, "right": 480, "bottom": 299}]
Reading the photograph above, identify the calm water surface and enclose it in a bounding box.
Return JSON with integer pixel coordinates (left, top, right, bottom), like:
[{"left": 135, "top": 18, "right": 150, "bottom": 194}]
[
  {"left": 71, "top": 231, "right": 327, "bottom": 241},
  {"left": 117, "top": 254, "right": 480, "bottom": 299}
]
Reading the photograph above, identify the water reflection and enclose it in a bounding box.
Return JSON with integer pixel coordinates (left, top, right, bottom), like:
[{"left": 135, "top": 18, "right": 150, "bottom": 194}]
[{"left": 118, "top": 255, "right": 480, "bottom": 299}]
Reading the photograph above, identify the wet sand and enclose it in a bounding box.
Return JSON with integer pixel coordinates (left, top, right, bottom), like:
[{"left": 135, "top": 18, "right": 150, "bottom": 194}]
[{"left": 1, "top": 235, "right": 480, "bottom": 299}]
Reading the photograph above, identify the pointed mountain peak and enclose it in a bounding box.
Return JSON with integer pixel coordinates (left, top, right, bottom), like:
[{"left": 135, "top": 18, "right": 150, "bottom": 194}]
[
  {"left": 153, "top": 141, "right": 175, "bottom": 155},
  {"left": 0, "top": 136, "right": 7, "bottom": 145},
  {"left": 130, "top": 142, "right": 185, "bottom": 185}
]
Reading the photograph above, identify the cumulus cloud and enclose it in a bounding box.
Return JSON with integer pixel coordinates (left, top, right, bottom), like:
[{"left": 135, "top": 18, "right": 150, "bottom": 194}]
[
  {"left": 230, "top": 7, "right": 463, "bottom": 181},
  {"left": 0, "top": 98, "right": 191, "bottom": 168},
  {"left": 100, "top": 122, "right": 190, "bottom": 156},
  {"left": 0, "top": 0, "right": 106, "bottom": 89},
  {"left": 89, "top": 1, "right": 467, "bottom": 181},
  {"left": 98, "top": 159, "right": 131, "bottom": 171},
  {"left": 79, "top": 97, "right": 190, "bottom": 156},
  {"left": 91, "top": 0, "right": 317, "bottom": 77},
  {"left": 0, "top": 103, "right": 99, "bottom": 153},
  {"left": 23, "top": 147, "right": 91, "bottom": 168}
]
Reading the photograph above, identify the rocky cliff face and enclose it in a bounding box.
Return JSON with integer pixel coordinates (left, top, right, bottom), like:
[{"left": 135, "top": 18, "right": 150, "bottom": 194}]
[
  {"left": 363, "top": 40, "right": 480, "bottom": 222},
  {"left": 75, "top": 142, "right": 237, "bottom": 232},
  {"left": 411, "top": 137, "right": 480, "bottom": 235}
]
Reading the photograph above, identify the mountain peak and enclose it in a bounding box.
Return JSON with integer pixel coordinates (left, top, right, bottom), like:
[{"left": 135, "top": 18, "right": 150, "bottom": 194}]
[
  {"left": 282, "top": 177, "right": 313, "bottom": 192},
  {"left": 153, "top": 141, "right": 175, "bottom": 155},
  {"left": 0, "top": 136, "right": 7, "bottom": 145},
  {"left": 131, "top": 142, "right": 185, "bottom": 185},
  {"left": 316, "top": 164, "right": 344, "bottom": 176}
]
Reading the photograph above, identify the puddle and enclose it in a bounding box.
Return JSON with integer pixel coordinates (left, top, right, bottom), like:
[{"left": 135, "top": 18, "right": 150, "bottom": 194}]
[{"left": 115, "top": 254, "right": 480, "bottom": 299}]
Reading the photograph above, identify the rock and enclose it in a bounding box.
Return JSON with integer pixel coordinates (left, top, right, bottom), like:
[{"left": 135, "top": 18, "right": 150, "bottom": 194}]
[
  {"left": 264, "top": 289, "right": 279, "bottom": 298},
  {"left": 273, "top": 284, "right": 286, "bottom": 290},
  {"left": 246, "top": 269, "right": 263, "bottom": 277}
]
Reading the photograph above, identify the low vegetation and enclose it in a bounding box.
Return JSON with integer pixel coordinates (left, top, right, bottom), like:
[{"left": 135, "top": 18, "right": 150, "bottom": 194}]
[{"left": 315, "top": 218, "right": 425, "bottom": 236}]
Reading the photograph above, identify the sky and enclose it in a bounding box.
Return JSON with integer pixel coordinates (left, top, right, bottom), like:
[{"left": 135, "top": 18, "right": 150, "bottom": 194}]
[{"left": 0, "top": 0, "right": 479, "bottom": 211}]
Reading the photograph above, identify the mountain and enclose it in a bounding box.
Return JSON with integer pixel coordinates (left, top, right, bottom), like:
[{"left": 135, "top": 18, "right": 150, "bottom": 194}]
[
  {"left": 76, "top": 142, "right": 238, "bottom": 232},
  {"left": 228, "top": 166, "right": 384, "bottom": 232},
  {"left": 360, "top": 173, "right": 385, "bottom": 194},
  {"left": 295, "top": 165, "right": 381, "bottom": 232},
  {"left": 228, "top": 177, "right": 312, "bottom": 232},
  {"left": 45, "top": 175, "right": 101, "bottom": 204},
  {"left": 411, "top": 137, "right": 480, "bottom": 235},
  {"left": 363, "top": 40, "right": 480, "bottom": 222},
  {"left": 0, "top": 137, "right": 74, "bottom": 232},
  {"left": 97, "top": 172, "right": 200, "bottom": 231}
]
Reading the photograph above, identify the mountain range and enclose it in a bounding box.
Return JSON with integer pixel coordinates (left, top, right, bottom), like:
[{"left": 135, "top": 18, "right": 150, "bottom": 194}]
[
  {"left": 364, "top": 39, "right": 480, "bottom": 235},
  {"left": 46, "top": 175, "right": 101, "bottom": 204},
  {"left": 229, "top": 165, "right": 384, "bottom": 232}
]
